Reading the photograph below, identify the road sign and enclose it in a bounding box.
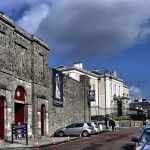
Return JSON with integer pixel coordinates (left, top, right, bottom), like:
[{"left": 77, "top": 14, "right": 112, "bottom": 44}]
[{"left": 11, "top": 123, "right": 28, "bottom": 145}]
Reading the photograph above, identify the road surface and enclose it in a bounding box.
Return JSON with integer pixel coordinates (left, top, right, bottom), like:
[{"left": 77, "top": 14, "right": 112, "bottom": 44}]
[{"left": 37, "top": 127, "right": 140, "bottom": 150}]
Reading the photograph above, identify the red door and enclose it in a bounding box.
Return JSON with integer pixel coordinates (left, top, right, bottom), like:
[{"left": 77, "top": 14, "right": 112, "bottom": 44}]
[
  {"left": 41, "top": 105, "right": 45, "bottom": 136},
  {"left": 14, "top": 86, "right": 25, "bottom": 124},
  {"left": 0, "top": 97, "right": 4, "bottom": 139},
  {"left": 15, "top": 103, "right": 25, "bottom": 124}
]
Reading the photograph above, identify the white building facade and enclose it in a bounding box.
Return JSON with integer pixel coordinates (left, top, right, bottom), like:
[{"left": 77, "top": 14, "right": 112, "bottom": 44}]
[
  {"left": 56, "top": 62, "right": 130, "bottom": 117},
  {"left": 100, "top": 71, "right": 130, "bottom": 117}
]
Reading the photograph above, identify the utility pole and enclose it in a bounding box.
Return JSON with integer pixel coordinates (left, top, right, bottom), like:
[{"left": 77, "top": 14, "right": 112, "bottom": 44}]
[{"left": 104, "top": 71, "right": 107, "bottom": 117}]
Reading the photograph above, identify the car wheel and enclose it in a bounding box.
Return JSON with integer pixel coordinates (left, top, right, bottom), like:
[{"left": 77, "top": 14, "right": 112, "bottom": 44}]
[
  {"left": 82, "top": 131, "right": 89, "bottom": 137},
  {"left": 59, "top": 131, "right": 65, "bottom": 137}
]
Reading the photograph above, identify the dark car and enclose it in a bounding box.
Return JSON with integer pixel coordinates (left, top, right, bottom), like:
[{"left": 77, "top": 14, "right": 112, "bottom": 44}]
[
  {"left": 132, "top": 124, "right": 150, "bottom": 150},
  {"left": 54, "top": 122, "right": 95, "bottom": 137}
]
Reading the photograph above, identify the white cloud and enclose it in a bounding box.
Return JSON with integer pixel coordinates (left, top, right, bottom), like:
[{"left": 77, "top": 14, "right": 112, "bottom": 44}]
[
  {"left": 1, "top": 0, "right": 150, "bottom": 61},
  {"left": 16, "top": 3, "right": 49, "bottom": 34},
  {"left": 36, "top": 0, "right": 150, "bottom": 61},
  {"left": 129, "top": 86, "right": 141, "bottom": 99}
]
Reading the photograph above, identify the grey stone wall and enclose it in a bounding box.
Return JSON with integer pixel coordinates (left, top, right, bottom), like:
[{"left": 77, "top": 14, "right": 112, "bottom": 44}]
[{"left": 49, "top": 74, "right": 91, "bottom": 136}]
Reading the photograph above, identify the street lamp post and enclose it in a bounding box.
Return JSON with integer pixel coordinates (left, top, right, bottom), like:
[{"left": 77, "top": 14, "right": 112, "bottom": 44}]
[
  {"left": 104, "top": 71, "right": 108, "bottom": 129},
  {"left": 104, "top": 71, "right": 107, "bottom": 117},
  {"left": 98, "top": 77, "right": 101, "bottom": 116}
]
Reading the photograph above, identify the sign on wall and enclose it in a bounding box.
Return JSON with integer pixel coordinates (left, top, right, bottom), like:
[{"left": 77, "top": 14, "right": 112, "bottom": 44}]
[
  {"left": 89, "top": 90, "right": 95, "bottom": 101},
  {"left": 52, "top": 68, "right": 63, "bottom": 107}
]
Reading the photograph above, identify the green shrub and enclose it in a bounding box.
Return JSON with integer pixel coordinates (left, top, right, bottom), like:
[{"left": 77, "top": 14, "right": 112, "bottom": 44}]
[{"left": 113, "top": 116, "right": 127, "bottom": 121}]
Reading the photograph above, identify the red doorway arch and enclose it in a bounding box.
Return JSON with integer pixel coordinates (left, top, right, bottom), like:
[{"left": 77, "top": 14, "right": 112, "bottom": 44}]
[
  {"left": 41, "top": 104, "right": 46, "bottom": 136},
  {"left": 14, "top": 86, "right": 25, "bottom": 124},
  {"left": 0, "top": 96, "right": 5, "bottom": 139},
  {"left": 14, "top": 86, "right": 25, "bottom": 102}
]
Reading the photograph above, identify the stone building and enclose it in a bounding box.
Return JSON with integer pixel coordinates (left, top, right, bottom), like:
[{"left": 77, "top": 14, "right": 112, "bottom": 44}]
[
  {"left": 56, "top": 62, "right": 130, "bottom": 118},
  {"left": 0, "top": 12, "right": 90, "bottom": 140}
]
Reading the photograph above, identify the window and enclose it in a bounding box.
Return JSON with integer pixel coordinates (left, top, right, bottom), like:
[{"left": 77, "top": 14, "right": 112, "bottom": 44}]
[
  {"left": 39, "top": 53, "right": 44, "bottom": 78},
  {"left": 66, "top": 124, "right": 76, "bottom": 128},
  {"left": 140, "top": 129, "right": 150, "bottom": 143},
  {"left": 119, "top": 86, "right": 120, "bottom": 95},
  {"left": 75, "top": 123, "right": 84, "bottom": 127},
  {"left": 115, "top": 84, "right": 116, "bottom": 95},
  {"left": 93, "top": 84, "right": 95, "bottom": 90},
  {"left": 110, "top": 83, "right": 112, "bottom": 95}
]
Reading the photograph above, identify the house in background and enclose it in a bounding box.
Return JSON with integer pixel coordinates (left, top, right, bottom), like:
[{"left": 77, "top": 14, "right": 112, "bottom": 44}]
[
  {"left": 56, "top": 62, "right": 101, "bottom": 117},
  {"left": 129, "top": 97, "right": 150, "bottom": 119},
  {"left": 56, "top": 62, "right": 131, "bottom": 118}
]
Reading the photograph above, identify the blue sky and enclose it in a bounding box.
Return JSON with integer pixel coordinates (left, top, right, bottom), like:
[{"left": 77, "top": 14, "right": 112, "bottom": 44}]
[{"left": 1, "top": 0, "right": 150, "bottom": 100}]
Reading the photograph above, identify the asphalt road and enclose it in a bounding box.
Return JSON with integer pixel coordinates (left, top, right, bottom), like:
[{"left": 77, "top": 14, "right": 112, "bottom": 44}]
[{"left": 36, "top": 127, "right": 141, "bottom": 150}]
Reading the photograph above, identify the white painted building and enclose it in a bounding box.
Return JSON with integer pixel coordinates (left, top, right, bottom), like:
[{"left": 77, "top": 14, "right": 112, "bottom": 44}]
[
  {"left": 100, "top": 71, "right": 130, "bottom": 116},
  {"left": 56, "top": 62, "right": 130, "bottom": 117}
]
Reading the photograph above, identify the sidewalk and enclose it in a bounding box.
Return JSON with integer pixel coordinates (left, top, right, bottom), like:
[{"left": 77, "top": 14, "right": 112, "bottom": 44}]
[
  {"left": 0, "top": 128, "right": 112, "bottom": 149},
  {"left": 0, "top": 136, "right": 79, "bottom": 149}
]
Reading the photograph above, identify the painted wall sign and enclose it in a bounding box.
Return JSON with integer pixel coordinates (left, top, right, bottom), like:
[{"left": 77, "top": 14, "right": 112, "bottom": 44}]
[
  {"left": 89, "top": 90, "right": 95, "bottom": 101},
  {"left": 52, "top": 68, "right": 63, "bottom": 107}
]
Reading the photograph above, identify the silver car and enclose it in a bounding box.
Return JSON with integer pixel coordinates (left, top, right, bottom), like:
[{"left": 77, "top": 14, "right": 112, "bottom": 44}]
[
  {"left": 54, "top": 122, "right": 95, "bottom": 137},
  {"left": 86, "top": 122, "right": 101, "bottom": 134}
]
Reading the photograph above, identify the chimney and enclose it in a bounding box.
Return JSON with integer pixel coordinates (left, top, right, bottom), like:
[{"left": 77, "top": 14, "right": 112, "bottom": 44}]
[
  {"left": 73, "top": 62, "right": 83, "bottom": 69},
  {"left": 91, "top": 68, "right": 99, "bottom": 72}
]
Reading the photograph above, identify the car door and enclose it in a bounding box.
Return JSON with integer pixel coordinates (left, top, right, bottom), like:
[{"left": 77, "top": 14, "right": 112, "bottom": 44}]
[
  {"left": 65, "top": 123, "right": 76, "bottom": 135},
  {"left": 74, "top": 123, "right": 84, "bottom": 135}
]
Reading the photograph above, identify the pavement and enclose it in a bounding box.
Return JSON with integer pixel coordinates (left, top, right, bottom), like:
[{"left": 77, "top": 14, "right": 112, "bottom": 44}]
[
  {"left": 0, "top": 127, "right": 115, "bottom": 149},
  {"left": 0, "top": 136, "right": 80, "bottom": 149}
]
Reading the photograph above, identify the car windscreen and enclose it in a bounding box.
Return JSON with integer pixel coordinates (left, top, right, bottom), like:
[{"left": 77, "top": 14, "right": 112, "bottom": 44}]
[{"left": 140, "top": 128, "right": 150, "bottom": 143}]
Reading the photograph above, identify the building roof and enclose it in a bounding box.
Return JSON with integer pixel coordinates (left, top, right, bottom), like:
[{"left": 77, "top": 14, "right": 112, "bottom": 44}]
[
  {"left": 130, "top": 101, "right": 150, "bottom": 110},
  {"left": 56, "top": 65, "right": 100, "bottom": 79},
  {"left": 56, "top": 63, "right": 127, "bottom": 86}
]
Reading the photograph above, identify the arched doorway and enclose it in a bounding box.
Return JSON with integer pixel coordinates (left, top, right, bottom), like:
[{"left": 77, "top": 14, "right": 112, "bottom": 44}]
[
  {"left": 14, "top": 86, "right": 25, "bottom": 124},
  {"left": 41, "top": 104, "right": 46, "bottom": 136},
  {"left": 0, "top": 96, "right": 5, "bottom": 139}
]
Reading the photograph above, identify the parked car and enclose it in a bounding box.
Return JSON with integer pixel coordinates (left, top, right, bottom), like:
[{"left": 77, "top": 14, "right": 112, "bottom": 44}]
[
  {"left": 132, "top": 124, "right": 150, "bottom": 150},
  {"left": 86, "top": 122, "right": 100, "bottom": 134},
  {"left": 54, "top": 122, "right": 95, "bottom": 137},
  {"left": 97, "top": 122, "right": 103, "bottom": 131}
]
